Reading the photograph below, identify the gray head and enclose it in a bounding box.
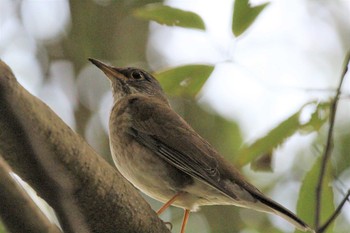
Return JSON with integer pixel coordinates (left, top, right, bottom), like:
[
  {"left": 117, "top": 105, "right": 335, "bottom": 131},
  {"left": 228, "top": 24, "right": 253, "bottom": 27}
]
[{"left": 89, "top": 58, "right": 168, "bottom": 104}]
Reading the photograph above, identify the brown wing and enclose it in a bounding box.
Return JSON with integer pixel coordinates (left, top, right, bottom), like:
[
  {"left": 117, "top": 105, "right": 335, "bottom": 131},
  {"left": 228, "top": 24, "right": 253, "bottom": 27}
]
[{"left": 126, "top": 96, "right": 235, "bottom": 198}]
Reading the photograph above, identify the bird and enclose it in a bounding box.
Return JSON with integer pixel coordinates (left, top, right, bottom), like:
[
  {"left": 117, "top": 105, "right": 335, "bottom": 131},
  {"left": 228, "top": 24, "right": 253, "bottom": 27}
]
[{"left": 89, "top": 58, "right": 314, "bottom": 233}]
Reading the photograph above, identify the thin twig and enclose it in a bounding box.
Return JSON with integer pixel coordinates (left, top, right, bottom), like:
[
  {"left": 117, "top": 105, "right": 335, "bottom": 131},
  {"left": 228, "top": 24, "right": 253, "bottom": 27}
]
[
  {"left": 314, "top": 52, "right": 350, "bottom": 229},
  {"left": 317, "top": 190, "right": 350, "bottom": 233}
]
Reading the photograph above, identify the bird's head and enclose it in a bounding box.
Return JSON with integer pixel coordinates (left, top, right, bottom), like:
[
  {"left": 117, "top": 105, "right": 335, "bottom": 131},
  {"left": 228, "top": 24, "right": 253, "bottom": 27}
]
[{"left": 89, "top": 58, "right": 168, "bottom": 104}]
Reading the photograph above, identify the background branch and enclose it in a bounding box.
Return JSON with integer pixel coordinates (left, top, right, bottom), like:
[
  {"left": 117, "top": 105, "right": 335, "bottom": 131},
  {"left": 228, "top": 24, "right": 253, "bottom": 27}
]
[
  {"left": 317, "top": 190, "right": 350, "bottom": 233},
  {"left": 0, "top": 60, "right": 170, "bottom": 233},
  {"left": 314, "top": 52, "right": 350, "bottom": 229}
]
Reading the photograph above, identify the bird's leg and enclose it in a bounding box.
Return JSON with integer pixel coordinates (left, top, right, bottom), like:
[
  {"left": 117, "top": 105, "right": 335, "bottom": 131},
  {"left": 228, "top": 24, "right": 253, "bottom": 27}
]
[
  {"left": 157, "top": 191, "right": 184, "bottom": 215},
  {"left": 157, "top": 192, "right": 188, "bottom": 232},
  {"left": 180, "top": 209, "right": 190, "bottom": 233}
]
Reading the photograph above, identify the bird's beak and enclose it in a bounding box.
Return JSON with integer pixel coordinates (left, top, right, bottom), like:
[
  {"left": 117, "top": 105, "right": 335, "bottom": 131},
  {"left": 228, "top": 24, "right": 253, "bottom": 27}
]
[{"left": 88, "top": 58, "right": 127, "bottom": 81}]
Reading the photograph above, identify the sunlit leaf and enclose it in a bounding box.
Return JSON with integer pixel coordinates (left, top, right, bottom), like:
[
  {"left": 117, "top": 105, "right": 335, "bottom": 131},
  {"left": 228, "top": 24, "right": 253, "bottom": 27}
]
[
  {"left": 232, "top": 0, "right": 269, "bottom": 37},
  {"left": 155, "top": 65, "right": 214, "bottom": 98},
  {"left": 134, "top": 3, "right": 205, "bottom": 30},
  {"left": 235, "top": 101, "right": 330, "bottom": 167},
  {"left": 295, "top": 157, "right": 335, "bottom": 233},
  {"left": 299, "top": 102, "right": 330, "bottom": 134},
  {"left": 236, "top": 110, "right": 300, "bottom": 167}
]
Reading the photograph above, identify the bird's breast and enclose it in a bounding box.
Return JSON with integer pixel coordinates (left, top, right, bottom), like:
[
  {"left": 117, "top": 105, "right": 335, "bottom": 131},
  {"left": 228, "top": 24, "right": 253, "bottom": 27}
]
[{"left": 108, "top": 107, "right": 194, "bottom": 204}]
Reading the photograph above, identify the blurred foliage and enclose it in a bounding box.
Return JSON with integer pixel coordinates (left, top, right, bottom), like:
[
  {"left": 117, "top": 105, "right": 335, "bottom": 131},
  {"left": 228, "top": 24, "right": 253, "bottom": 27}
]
[
  {"left": 201, "top": 205, "right": 242, "bottom": 232},
  {"left": 235, "top": 101, "right": 330, "bottom": 168},
  {"left": 232, "top": 0, "right": 270, "bottom": 36},
  {"left": 134, "top": 3, "right": 206, "bottom": 30},
  {"left": 0, "top": 221, "right": 6, "bottom": 233},
  {"left": 250, "top": 152, "right": 273, "bottom": 172},
  {"left": 156, "top": 65, "right": 214, "bottom": 98},
  {"left": 65, "top": 0, "right": 161, "bottom": 69},
  {"left": 334, "top": 128, "right": 350, "bottom": 176},
  {"left": 2, "top": 0, "right": 350, "bottom": 232}
]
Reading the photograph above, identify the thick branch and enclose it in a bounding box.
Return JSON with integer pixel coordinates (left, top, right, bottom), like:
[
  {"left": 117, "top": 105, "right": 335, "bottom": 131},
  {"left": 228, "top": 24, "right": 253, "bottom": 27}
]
[
  {"left": 314, "top": 52, "right": 350, "bottom": 229},
  {"left": 0, "top": 60, "right": 170, "bottom": 233}
]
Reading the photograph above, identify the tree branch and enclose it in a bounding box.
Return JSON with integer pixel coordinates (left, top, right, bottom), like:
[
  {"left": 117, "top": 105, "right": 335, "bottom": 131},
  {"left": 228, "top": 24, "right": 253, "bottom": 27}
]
[
  {"left": 314, "top": 52, "right": 350, "bottom": 229},
  {"left": 317, "top": 189, "right": 350, "bottom": 233},
  {"left": 0, "top": 60, "right": 170, "bottom": 233}
]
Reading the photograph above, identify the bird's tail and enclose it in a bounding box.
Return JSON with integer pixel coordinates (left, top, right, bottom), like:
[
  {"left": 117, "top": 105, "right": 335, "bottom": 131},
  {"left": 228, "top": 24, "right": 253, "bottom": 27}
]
[{"left": 249, "top": 192, "right": 315, "bottom": 232}]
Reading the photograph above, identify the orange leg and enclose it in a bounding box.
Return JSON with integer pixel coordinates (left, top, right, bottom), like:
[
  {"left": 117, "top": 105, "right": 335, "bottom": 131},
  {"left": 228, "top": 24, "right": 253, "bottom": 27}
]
[
  {"left": 157, "top": 191, "right": 184, "bottom": 215},
  {"left": 180, "top": 209, "right": 190, "bottom": 233}
]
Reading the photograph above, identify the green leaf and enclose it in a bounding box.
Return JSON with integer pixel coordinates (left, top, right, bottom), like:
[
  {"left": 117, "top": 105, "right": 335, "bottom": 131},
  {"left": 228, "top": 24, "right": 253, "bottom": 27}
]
[
  {"left": 295, "top": 157, "right": 335, "bottom": 233},
  {"left": 334, "top": 130, "right": 350, "bottom": 175},
  {"left": 235, "top": 101, "right": 330, "bottom": 167},
  {"left": 232, "top": 0, "right": 269, "bottom": 37},
  {"left": 134, "top": 3, "right": 205, "bottom": 30},
  {"left": 236, "top": 110, "right": 300, "bottom": 167},
  {"left": 155, "top": 65, "right": 214, "bottom": 98},
  {"left": 299, "top": 102, "right": 330, "bottom": 134}
]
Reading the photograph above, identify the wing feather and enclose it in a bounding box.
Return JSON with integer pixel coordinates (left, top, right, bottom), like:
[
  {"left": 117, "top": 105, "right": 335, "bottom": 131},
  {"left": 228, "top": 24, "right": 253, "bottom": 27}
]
[{"left": 126, "top": 97, "right": 234, "bottom": 198}]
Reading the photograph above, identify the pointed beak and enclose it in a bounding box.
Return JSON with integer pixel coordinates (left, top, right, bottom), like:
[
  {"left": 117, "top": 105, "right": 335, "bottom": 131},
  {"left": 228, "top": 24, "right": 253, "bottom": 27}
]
[{"left": 88, "top": 58, "right": 127, "bottom": 81}]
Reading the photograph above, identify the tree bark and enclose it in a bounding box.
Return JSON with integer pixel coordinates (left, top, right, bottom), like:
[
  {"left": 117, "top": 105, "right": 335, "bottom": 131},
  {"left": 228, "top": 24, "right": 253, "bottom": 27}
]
[{"left": 0, "top": 60, "right": 170, "bottom": 233}]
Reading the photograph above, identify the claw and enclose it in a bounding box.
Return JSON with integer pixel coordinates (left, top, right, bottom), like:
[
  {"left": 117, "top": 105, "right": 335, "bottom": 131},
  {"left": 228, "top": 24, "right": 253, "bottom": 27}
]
[{"left": 163, "top": 221, "right": 173, "bottom": 230}]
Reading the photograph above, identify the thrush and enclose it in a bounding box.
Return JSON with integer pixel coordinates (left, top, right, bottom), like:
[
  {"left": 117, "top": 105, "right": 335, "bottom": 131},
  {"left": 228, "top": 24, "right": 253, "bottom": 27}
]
[{"left": 89, "top": 58, "right": 313, "bottom": 233}]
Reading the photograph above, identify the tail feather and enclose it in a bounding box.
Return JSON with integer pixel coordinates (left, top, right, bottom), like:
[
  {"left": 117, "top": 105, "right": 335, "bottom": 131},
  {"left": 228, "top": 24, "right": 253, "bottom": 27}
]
[{"left": 251, "top": 192, "right": 314, "bottom": 232}]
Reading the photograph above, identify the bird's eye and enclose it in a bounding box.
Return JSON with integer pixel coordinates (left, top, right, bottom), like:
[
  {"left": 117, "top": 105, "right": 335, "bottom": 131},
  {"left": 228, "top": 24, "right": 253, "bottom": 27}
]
[{"left": 131, "top": 71, "right": 144, "bottom": 80}]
